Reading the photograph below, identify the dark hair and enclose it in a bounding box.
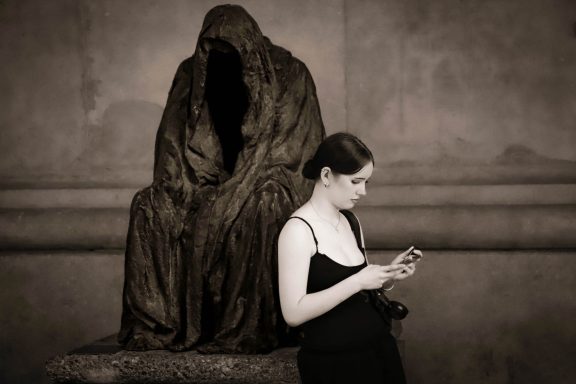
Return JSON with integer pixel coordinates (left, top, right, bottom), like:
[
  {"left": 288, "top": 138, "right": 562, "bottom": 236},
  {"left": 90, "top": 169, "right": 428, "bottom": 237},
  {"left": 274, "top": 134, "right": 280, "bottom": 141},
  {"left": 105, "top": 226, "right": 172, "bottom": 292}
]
[{"left": 302, "top": 132, "right": 374, "bottom": 180}]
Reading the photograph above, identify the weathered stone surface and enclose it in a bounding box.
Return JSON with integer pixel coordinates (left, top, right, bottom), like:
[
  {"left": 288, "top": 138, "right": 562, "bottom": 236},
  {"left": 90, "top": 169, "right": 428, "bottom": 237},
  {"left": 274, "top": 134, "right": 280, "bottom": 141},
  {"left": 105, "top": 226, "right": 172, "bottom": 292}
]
[{"left": 46, "top": 336, "right": 299, "bottom": 384}]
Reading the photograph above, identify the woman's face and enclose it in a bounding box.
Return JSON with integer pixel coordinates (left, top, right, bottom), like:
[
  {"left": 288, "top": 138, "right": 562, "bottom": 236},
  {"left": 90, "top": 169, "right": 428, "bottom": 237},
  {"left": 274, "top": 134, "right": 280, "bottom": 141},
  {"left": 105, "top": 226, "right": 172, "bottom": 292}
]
[{"left": 327, "top": 161, "right": 374, "bottom": 209}]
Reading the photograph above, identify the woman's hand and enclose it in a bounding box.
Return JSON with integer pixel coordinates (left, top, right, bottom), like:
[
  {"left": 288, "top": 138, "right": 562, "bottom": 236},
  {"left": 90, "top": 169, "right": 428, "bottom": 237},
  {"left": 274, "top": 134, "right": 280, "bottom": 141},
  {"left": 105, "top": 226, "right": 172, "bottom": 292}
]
[
  {"left": 393, "top": 263, "right": 416, "bottom": 281},
  {"left": 353, "top": 264, "right": 405, "bottom": 290},
  {"left": 390, "top": 246, "right": 422, "bottom": 281}
]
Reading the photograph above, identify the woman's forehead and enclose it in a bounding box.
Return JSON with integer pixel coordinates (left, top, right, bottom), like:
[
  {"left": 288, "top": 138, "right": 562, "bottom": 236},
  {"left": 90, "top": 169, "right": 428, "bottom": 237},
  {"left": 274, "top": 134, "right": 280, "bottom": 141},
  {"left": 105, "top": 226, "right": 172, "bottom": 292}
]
[{"left": 352, "top": 162, "right": 373, "bottom": 178}]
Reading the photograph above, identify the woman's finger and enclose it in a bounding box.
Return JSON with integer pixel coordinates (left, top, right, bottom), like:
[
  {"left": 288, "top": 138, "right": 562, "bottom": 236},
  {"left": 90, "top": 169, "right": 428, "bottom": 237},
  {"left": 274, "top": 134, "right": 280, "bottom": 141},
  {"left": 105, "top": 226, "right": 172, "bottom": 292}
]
[
  {"left": 383, "top": 264, "right": 404, "bottom": 272},
  {"left": 382, "top": 271, "right": 403, "bottom": 279},
  {"left": 402, "top": 246, "right": 415, "bottom": 256}
]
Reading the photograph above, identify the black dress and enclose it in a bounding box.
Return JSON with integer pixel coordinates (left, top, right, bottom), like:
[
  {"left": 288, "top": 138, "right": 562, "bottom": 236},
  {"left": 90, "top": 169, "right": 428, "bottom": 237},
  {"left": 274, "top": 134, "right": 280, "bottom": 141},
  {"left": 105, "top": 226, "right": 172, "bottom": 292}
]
[{"left": 288, "top": 212, "right": 406, "bottom": 384}]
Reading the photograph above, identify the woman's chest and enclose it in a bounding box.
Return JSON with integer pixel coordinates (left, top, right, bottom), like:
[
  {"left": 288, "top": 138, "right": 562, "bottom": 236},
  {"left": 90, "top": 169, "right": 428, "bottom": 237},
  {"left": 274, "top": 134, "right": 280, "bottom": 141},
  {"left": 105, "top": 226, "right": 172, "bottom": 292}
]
[{"left": 313, "top": 225, "right": 365, "bottom": 267}]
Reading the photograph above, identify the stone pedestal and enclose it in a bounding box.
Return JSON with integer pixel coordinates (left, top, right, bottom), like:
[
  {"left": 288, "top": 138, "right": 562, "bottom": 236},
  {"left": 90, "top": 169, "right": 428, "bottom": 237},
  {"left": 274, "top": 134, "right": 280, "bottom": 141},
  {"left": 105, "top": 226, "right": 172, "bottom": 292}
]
[{"left": 46, "top": 335, "right": 299, "bottom": 384}]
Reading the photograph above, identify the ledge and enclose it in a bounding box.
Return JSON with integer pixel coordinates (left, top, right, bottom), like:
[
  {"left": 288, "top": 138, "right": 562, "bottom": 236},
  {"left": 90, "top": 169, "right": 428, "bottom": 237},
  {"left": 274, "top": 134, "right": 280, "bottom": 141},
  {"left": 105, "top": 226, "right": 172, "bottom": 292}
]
[
  {"left": 0, "top": 208, "right": 129, "bottom": 250},
  {"left": 46, "top": 336, "right": 299, "bottom": 384},
  {"left": 2, "top": 184, "right": 576, "bottom": 209},
  {"left": 1, "top": 185, "right": 575, "bottom": 250},
  {"left": 355, "top": 204, "right": 576, "bottom": 249}
]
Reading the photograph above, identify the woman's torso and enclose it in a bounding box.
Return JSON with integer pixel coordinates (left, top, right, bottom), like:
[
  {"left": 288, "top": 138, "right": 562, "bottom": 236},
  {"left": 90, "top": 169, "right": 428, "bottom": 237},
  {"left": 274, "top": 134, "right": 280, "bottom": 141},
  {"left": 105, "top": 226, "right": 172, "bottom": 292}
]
[{"left": 290, "top": 213, "right": 390, "bottom": 351}]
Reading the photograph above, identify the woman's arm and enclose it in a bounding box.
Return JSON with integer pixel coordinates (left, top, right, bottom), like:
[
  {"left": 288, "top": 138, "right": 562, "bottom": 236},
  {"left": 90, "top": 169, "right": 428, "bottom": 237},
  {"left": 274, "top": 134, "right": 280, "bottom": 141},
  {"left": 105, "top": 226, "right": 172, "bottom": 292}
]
[{"left": 278, "top": 219, "right": 403, "bottom": 327}]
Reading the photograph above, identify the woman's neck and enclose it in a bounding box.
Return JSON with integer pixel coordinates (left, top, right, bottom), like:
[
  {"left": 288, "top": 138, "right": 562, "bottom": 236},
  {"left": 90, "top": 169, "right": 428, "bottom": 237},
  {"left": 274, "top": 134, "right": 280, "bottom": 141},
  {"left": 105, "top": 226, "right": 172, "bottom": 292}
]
[{"left": 309, "top": 188, "right": 340, "bottom": 223}]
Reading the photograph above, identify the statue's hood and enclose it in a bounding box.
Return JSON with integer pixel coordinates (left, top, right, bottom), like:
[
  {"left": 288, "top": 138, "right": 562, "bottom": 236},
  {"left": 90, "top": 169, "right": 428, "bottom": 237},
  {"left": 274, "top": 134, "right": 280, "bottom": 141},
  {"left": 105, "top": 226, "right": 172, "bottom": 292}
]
[
  {"left": 197, "top": 5, "right": 266, "bottom": 56},
  {"left": 187, "top": 4, "right": 276, "bottom": 163}
]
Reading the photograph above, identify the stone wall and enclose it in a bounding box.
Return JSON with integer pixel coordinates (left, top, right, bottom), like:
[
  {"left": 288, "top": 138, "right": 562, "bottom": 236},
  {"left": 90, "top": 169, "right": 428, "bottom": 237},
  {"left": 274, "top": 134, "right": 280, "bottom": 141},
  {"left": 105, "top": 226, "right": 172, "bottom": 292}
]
[
  {"left": 1, "top": 1, "right": 575, "bottom": 383},
  {"left": 346, "top": 0, "right": 576, "bottom": 185},
  {"left": 0, "top": 0, "right": 345, "bottom": 186}
]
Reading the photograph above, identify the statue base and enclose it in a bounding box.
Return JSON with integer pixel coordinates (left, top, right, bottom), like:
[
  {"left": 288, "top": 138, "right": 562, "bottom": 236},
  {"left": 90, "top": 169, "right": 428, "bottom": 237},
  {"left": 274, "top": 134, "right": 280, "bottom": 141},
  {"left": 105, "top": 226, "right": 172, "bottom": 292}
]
[{"left": 46, "top": 335, "right": 299, "bottom": 383}]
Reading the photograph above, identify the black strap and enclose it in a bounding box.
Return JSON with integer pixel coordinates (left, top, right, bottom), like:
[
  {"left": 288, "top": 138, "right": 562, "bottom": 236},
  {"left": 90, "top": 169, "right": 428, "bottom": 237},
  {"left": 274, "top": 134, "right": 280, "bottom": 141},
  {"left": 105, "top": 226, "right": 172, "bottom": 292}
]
[
  {"left": 340, "top": 210, "right": 365, "bottom": 255},
  {"left": 287, "top": 216, "right": 319, "bottom": 253}
]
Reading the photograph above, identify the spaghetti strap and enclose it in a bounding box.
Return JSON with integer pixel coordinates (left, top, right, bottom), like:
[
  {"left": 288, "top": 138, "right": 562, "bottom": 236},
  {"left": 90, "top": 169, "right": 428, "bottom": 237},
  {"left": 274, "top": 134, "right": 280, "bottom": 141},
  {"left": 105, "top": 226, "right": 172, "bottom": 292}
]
[
  {"left": 340, "top": 210, "right": 365, "bottom": 255},
  {"left": 287, "top": 216, "right": 319, "bottom": 253}
]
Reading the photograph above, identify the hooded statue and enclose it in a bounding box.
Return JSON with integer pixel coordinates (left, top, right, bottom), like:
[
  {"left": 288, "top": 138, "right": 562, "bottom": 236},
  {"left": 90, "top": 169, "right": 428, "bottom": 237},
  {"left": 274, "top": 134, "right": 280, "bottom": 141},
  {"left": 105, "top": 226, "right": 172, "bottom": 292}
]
[{"left": 118, "top": 5, "right": 325, "bottom": 353}]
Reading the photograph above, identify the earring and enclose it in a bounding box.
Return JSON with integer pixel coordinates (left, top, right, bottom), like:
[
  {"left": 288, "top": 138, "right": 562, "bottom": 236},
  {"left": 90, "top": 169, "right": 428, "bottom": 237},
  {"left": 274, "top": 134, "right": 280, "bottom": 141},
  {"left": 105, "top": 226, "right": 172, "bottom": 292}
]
[{"left": 324, "top": 183, "right": 329, "bottom": 188}]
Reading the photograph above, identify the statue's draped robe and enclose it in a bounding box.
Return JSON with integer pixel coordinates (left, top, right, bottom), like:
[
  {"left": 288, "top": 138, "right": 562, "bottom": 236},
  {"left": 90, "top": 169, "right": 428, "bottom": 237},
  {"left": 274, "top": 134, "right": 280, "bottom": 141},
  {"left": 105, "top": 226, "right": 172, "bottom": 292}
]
[{"left": 118, "top": 5, "right": 325, "bottom": 353}]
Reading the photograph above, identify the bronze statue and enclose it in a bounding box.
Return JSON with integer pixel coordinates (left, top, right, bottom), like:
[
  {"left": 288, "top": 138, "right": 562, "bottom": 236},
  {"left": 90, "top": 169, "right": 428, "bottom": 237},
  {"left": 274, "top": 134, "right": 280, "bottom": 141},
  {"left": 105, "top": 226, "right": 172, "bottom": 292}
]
[{"left": 118, "top": 4, "right": 325, "bottom": 353}]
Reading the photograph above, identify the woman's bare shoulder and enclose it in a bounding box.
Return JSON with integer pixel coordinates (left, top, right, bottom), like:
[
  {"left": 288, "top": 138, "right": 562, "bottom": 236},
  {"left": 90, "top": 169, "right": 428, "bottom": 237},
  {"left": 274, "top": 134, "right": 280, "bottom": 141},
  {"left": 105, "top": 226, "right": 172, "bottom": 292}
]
[
  {"left": 279, "top": 206, "right": 315, "bottom": 248},
  {"left": 281, "top": 215, "right": 311, "bottom": 238}
]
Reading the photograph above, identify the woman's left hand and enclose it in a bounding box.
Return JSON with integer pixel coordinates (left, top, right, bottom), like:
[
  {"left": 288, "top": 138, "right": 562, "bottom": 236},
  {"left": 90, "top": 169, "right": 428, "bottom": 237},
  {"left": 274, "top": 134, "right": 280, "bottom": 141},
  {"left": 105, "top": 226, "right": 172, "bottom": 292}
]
[{"left": 390, "top": 246, "right": 422, "bottom": 281}]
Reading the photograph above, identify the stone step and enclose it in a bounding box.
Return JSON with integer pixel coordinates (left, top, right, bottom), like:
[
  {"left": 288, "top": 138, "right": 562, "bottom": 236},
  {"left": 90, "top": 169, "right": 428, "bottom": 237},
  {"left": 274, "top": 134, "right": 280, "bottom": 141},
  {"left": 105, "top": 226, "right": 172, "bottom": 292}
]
[
  {"left": 46, "top": 335, "right": 300, "bottom": 384},
  {"left": 46, "top": 334, "right": 406, "bottom": 384}
]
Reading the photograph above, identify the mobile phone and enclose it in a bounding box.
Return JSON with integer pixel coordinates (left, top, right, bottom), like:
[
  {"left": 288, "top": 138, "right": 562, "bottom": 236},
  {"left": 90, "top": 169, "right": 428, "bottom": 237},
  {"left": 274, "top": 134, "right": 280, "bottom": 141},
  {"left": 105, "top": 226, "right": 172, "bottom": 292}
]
[{"left": 400, "top": 247, "right": 422, "bottom": 265}]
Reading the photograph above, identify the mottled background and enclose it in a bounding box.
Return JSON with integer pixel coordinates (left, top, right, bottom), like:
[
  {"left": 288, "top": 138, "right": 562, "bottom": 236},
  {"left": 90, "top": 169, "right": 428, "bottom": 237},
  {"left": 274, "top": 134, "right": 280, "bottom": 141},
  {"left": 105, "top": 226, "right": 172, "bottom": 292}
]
[{"left": 1, "top": 0, "right": 575, "bottom": 383}]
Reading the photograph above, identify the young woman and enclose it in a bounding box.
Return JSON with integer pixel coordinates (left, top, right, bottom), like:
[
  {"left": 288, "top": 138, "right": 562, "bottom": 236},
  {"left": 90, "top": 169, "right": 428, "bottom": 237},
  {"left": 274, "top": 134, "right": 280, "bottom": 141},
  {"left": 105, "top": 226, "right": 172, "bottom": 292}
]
[{"left": 278, "top": 132, "right": 420, "bottom": 383}]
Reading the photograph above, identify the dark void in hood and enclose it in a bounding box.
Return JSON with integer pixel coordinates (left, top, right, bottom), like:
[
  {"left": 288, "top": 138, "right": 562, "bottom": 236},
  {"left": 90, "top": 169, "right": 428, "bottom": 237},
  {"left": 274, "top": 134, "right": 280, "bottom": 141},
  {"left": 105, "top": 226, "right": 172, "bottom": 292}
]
[
  {"left": 204, "top": 42, "right": 247, "bottom": 174},
  {"left": 119, "top": 4, "right": 325, "bottom": 353}
]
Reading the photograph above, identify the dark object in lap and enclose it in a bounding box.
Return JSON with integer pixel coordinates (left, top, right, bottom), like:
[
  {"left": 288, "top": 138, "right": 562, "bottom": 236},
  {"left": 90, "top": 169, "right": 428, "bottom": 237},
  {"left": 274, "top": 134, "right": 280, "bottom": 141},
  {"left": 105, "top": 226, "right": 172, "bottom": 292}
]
[{"left": 118, "top": 4, "right": 325, "bottom": 353}]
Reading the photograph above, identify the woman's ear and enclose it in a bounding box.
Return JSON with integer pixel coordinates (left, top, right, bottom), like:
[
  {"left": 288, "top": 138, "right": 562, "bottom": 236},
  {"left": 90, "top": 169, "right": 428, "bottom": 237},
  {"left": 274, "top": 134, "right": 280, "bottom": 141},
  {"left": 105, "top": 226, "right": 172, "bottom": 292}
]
[{"left": 320, "top": 167, "right": 332, "bottom": 187}]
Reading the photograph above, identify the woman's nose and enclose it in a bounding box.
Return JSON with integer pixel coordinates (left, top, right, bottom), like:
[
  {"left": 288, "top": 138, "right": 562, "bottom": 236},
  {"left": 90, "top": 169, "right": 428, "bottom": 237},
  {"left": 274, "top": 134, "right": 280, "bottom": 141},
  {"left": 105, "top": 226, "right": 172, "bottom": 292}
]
[{"left": 357, "top": 184, "right": 366, "bottom": 196}]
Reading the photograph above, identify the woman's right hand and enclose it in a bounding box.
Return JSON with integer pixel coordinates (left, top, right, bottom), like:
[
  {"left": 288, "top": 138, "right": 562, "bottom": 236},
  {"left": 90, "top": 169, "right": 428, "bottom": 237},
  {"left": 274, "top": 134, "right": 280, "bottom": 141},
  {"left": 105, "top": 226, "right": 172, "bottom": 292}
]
[{"left": 353, "top": 264, "right": 405, "bottom": 291}]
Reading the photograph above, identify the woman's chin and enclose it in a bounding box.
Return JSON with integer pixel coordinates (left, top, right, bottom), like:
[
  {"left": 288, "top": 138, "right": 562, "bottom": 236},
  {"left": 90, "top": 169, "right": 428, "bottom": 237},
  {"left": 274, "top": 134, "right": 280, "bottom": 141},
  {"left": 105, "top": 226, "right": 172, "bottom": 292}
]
[{"left": 336, "top": 200, "right": 358, "bottom": 210}]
